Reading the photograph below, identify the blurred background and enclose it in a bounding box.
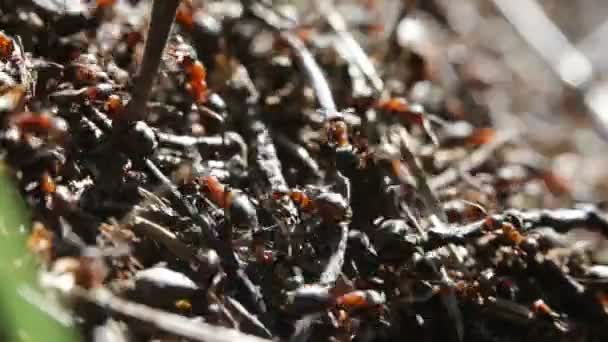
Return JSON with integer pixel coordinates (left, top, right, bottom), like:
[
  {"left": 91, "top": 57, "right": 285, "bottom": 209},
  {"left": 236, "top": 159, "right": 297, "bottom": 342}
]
[{"left": 280, "top": 0, "right": 608, "bottom": 202}]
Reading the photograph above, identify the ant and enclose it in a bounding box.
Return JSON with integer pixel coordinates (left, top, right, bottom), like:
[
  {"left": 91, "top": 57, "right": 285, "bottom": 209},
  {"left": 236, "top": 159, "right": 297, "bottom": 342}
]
[
  {"left": 376, "top": 98, "right": 439, "bottom": 145},
  {"left": 168, "top": 42, "right": 209, "bottom": 104},
  {"left": 181, "top": 56, "right": 209, "bottom": 104},
  {"left": 95, "top": 0, "right": 117, "bottom": 8},
  {"left": 69, "top": 63, "right": 109, "bottom": 86},
  {"left": 198, "top": 175, "right": 258, "bottom": 230},
  {"left": 272, "top": 187, "right": 350, "bottom": 223},
  {"left": 10, "top": 112, "right": 68, "bottom": 139},
  {"left": 104, "top": 94, "right": 124, "bottom": 116},
  {"left": 0, "top": 31, "right": 14, "bottom": 59},
  {"left": 175, "top": 0, "right": 195, "bottom": 31},
  {"left": 272, "top": 189, "right": 314, "bottom": 213}
]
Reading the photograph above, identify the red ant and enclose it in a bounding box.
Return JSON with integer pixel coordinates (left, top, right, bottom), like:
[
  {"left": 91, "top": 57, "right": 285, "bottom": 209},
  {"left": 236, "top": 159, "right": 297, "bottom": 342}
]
[
  {"left": 376, "top": 98, "right": 439, "bottom": 144},
  {"left": 0, "top": 32, "right": 14, "bottom": 59},
  {"left": 376, "top": 97, "right": 423, "bottom": 125},
  {"left": 96, "top": 0, "right": 116, "bottom": 8},
  {"left": 182, "top": 57, "right": 209, "bottom": 104},
  {"left": 175, "top": 0, "right": 195, "bottom": 31},
  {"left": 336, "top": 290, "right": 385, "bottom": 311},
  {"left": 40, "top": 171, "right": 56, "bottom": 194},
  {"left": 104, "top": 94, "right": 124, "bottom": 116},
  {"left": 272, "top": 189, "right": 314, "bottom": 212},
  {"left": 273, "top": 188, "right": 350, "bottom": 222},
  {"left": 11, "top": 112, "right": 68, "bottom": 138},
  {"left": 199, "top": 175, "right": 259, "bottom": 229}
]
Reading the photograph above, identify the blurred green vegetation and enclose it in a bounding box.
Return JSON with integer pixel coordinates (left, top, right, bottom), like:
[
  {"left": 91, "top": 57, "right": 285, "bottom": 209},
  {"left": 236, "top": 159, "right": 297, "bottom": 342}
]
[{"left": 0, "top": 163, "right": 77, "bottom": 342}]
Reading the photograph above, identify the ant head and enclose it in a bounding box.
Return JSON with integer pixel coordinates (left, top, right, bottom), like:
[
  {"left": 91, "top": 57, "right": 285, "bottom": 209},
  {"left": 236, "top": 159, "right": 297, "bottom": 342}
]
[{"left": 180, "top": 55, "right": 195, "bottom": 67}]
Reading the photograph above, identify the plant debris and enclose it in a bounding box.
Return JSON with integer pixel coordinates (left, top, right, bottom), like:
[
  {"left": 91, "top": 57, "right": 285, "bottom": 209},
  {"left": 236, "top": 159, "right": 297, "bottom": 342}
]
[{"left": 2, "top": 0, "right": 608, "bottom": 341}]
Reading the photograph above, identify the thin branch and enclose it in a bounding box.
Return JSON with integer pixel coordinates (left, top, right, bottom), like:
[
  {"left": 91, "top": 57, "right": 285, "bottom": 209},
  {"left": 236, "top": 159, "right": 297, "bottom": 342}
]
[
  {"left": 290, "top": 221, "right": 349, "bottom": 342},
  {"left": 320, "top": 2, "right": 383, "bottom": 94},
  {"left": 144, "top": 159, "right": 269, "bottom": 320},
  {"left": 289, "top": 314, "right": 319, "bottom": 342},
  {"left": 122, "top": 0, "right": 181, "bottom": 122},
  {"left": 397, "top": 128, "right": 447, "bottom": 222},
  {"left": 319, "top": 221, "right": 349, "bottom": 285},
  {"left": 274, "top": 132, "right": 321, "bottom": 178},
  {"left": 129, "top": 215, "right": 200, "bottom": 264},
  {"left": 280, "top": 31, "right": 338, "bottom": 114},
  {"left": 429, "top": 131, "right": 517, "bottom": 191},
  {"left": 426, "top": 206, "right": 608, "bottom": 248},
  {"left": 57, "top": 287, "right": 273, "bottom": 342},
  {"left": 246, "top": 1, "right": 338, "bottom": 115},
  {"left": 225, "top": 296, "right": 273, "bottom": 338}
]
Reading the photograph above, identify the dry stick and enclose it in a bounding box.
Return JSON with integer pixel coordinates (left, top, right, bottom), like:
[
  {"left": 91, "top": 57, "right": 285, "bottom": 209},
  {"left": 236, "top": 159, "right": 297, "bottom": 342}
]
[
  {"left": 248, "top": 6, "right": 349, "bottom": 338},
  {"left": 397, "top": 129, "right": 447, "bottom": 222},
  {"left": 156, "top": 131, "right": 248, "bottom": 162},
  {"left": 246, "top": 1, "right": 337, "bottom": 114},
  {"left": 71, "top": 0, "right": 266, "bottom": 329},
  {"left": 130, "top": 215, "right": 200, "bottom": 264},
  {"left": 256, "top": 8, "right": 354, "bottom": 202},
  {"left": 577, "top": 18, "right": 608, "bottom": 73},
  {"left": 247, "top": 3, "right": 349, "bottom": 205},
  {"left": 144, "top": 159, "right": 204, "bottom": 225},
  {"left": 225, "top": 296, "right": 273, "bottom": 338},
  {"left": 246, "top": 2, "right": 343, "bottom": 224},
  {"left": 274, "top": 132, "right": 321, "bottom": 178},
  {"left": 319, "top": 221, "right": 349, "bottom": 285},
  {"left": 393, "top": 127, "right": 466, "bottom": 340},
  {"left": 251, "top": 6, "right": 352, "bottom": 339},
  {"left": 290, "top": 315, "right": 318, "bottom": 342},
  {"left": 58, "top": 287, "right": 273, "bottom": 342},
  {"left": 322, "top": 4, "right": 384, "bottom": 94},
  {"left": 291, "top": 221, "right": 349, "bottom": 342},
  {"left": 113, "top": 0, "right": 268, "bottom": 316},
  {"left": 426, "top": 206, "right": 608, "bottom": 248},
  {"left": 232, "top": 54, "right": 299, "bottom": 256},
  {"left": 251, "top": 126, "right": 299, "bottom": 240},
  {"left": 280, "top": 31, "right": 338, "bottom": 114},
  {"left": 429, "top": 131, "right": 518, "bottom": 191},
  {"left": 252, "top": 127, "right": 292, "bottom": 195},
  {"left": 395, "top": 163, "right": 451, "bottom": 262},
  {"left": 122, "top": 0, "right": 181, "bottom": 122},
  {"left": 144, "top": 160, "right": 269, "bottom": 321}
]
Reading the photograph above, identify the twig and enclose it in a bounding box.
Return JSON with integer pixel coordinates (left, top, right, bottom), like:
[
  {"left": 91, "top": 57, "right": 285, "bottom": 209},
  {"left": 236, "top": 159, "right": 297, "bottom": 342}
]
[
  {"left": 280, "top": 31, "right": 338, "bottom": 114},
  {"left": 426, "top": 206, "right": 608, "bottom": 248},
  {"left": 319, "top": 221, "right": 349, "bottom": 285},
  {"left": 251, "top": 126, "right": 291, "bottom": 194},
  {"left": 429, "top": 131, "right": 517, "bottom": 191},
  {"left": 397, "top": 128, "right": 447, "bottom": 222},
  {"left": 156, "top": 131, "right": 248, "bottom": 162},
  {"left": 245, "top": 1, "right": 338, "bottom": 115},
  {"left": 225, "top": 296, "right": 273, "bottom": 338},
  {"left": 14, "top": 36, "right": 33, "bottom": 98},
  {"left": 122, "top": 0, "right": 180, "bottom": 122},
  {"left": 274, "top": 132, "right": 321, "bottom": 178},
  {"left": 438, "top": 267, "right": 465, "bottom": 342},
  {"left": 320, "top": 2, "right": 383, "bottom": 94},
  {"left": 144, "top": 159, "right": 209, "bottom": 230},
  {"left": 144, "top": 159, "right": 269, "bottom": 320},
  {"left": 290, "top": 221, "right": 349, "bottom": 342},
  {"left": 290, "top": 314, "right": 319, "bottom": 342},
  {"left": 129, "top": 215, "right": 199, "bottom": 264},
  {"left": 55, "top": 286, "right": 273, "bottom": 342},
  {"left": 393, "top": 127, "right": 463, "bottom": 340}
]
